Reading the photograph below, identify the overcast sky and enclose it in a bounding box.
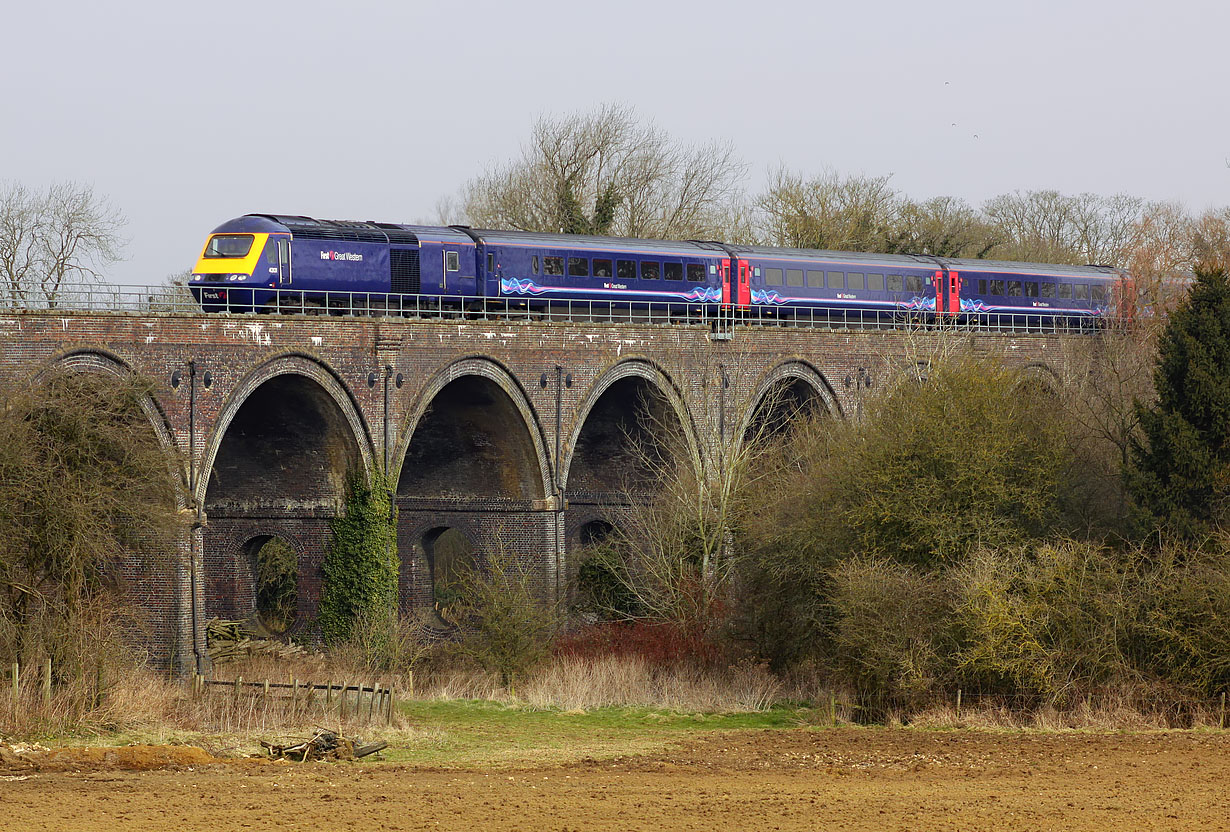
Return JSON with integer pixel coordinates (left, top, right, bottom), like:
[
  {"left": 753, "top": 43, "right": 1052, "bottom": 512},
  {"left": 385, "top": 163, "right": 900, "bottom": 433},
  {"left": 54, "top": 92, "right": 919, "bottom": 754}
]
[{"left": 2, "top": 0, "right": 1227, "bottom": 286}]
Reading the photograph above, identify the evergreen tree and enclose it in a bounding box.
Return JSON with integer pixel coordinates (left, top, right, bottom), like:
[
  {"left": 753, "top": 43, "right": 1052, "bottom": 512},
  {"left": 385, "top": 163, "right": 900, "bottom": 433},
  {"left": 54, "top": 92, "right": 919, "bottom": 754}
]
[{"left": 1129, "top": 267, "right": 1230, "bottom": 538}]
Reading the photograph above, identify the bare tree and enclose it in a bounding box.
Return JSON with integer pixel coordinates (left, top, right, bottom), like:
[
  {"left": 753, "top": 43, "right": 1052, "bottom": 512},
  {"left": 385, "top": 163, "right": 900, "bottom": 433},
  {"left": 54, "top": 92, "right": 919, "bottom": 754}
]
[
  {"left": 757, "top": 168, "right": 900, "bottom": 251},
  {"left": 0, "top": 181, "right": 125, "bottom": 308},
  {"left": 458, "top": 104, "right": 748, "bottom": 240},
  {"left": 982, "top": 190, "right": 1145, "bottom": 266}
]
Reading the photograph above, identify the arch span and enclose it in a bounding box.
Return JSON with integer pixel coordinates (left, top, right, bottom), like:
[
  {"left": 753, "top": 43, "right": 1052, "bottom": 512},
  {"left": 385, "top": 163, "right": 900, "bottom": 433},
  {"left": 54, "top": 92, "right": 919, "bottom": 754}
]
[
  {"left": 562, "top": 359, "right": 700, "bottom": 502},
  {"left": 200, "top": 355, "right": 371, "bottom": 514},
  {"left": 394, "top": 358, "right": 550, "bottom": 502},
  {"left": 739, "top": 360, "right": 841, "bottom": 446}
]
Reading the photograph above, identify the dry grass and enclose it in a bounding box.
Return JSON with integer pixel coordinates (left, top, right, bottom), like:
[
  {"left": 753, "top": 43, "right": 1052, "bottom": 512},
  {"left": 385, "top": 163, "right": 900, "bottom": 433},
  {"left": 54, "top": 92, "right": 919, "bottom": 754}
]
[{"left": 3, "top": 653, "right": 1226, "bottom": 749}]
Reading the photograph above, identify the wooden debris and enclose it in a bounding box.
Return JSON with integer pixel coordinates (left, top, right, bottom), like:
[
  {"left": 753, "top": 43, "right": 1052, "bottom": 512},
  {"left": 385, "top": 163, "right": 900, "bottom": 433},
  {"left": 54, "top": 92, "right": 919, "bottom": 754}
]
[
  {"left": 205, "top": 619, "right": 305, "bottom": 664},
  {"left": 259, "top": 729, "right": 387, "bottom": 762}
]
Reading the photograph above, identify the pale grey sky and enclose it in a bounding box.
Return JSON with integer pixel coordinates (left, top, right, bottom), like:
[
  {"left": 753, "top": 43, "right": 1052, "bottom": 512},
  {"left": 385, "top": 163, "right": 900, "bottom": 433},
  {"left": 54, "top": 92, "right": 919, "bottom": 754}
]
[{"left": 2, "top": 0, "right": 1226, "bottom": 285}]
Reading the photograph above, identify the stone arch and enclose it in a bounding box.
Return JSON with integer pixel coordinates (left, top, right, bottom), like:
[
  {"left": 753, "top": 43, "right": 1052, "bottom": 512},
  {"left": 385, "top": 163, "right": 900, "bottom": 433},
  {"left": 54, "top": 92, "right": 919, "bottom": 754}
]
[
  {"left": 1019, "top": 361, "right": 1062, "bottom": 397},
  {"left": 738, "top": 360, "right": 842, "bottom": 446},
  {"left": 198, "top": 354, "right": 373, "bottom": 512},
  {"left": 562, "top": 358, "right": 701, "bottom": 500},
  {"left": 48, "top": 348, "right": 188, "bottom": 502},
  {"left": 394, "top": 357, "right": 551, "bottom": 501}
]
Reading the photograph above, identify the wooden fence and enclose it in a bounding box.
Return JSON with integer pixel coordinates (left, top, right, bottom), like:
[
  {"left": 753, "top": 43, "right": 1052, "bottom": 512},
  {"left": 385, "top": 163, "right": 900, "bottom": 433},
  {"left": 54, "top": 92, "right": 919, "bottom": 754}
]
[{"left": 192, "top": 676, "right": 396, "bottom": 725}]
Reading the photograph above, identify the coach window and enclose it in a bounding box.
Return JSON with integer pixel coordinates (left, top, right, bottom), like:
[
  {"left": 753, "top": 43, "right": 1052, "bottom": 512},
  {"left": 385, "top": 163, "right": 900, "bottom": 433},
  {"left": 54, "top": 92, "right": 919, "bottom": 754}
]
[
  {"left": 1091, "top": 285, "right": 1107, "bottom": 302},
  {"left": 1075, "top": 284, "right": 1089, "bottom": 301},
  {"left": 1041, "top": 282, "right": 1055, "bottom": 298},
  {"left": 687, "top": 263, "right": 705, "bottom": 282},
  {"left": 445, "top": 251, "right": 460, "bottom": 272},
  {"left": 641, "top": 261, "right": 660, "bottom": 280},
  {"left": 544, "top": 256, "right": 564, "bottom": 276},
  {"left": 664, "top": 262, "right": 683, "bottom": 281},
  {"left": 989, "top": 279, "right": 1004, "bottom": 295},
  {"left": 978, "top": 279, "right": 988, "bottom": 294},
  {"left": 487, "top": 253, "right": 495, "bottom": 272},
  {"left": 867, "top": 273, "right": 885, "bottom": 291},
  {"left": 569, "top": 257, "right": 589, "bottom": 277},
  {"left": 787, "top": 268, "right": 804, "bottom": 287},
  {"left": 1058, "top": 283, "right": 1073, "bottom": 299},
  {"left": 887, "top": 275, "right": 904, "bottom": 292},
  {"left": 1007, "top": 280, "right": 1022, "bottom": 297},
  {"left": 765, "top": 268, "right": 784, "bottom": 287},
  {"left": 806, "top": 270, "right": 824, "bottom": 288},
  {"left": 847, "top": 273, "right": 864, "bottom": 291},
  {"left": 1025, "top": 281, "right": 1039, "bottom": 297},
  {"left": 827, "top": 271, "right": 844, "bottom": 290},
  {"left": 594, "top": 259, "right": 613, "bottom": 278},
  {"left": 532, "top": 255, "right": 540, "bottom": 274},
  {"left": 617, "top": 260, "right": 636, "bottom": 279},
  {"left": 905, "top": 275, "right": 923, "bottom": 293}
]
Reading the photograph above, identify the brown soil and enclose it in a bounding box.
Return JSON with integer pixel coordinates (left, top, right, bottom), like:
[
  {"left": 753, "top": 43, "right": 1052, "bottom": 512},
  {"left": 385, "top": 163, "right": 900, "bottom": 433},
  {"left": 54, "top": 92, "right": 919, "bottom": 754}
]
[{"left": 3, "top": 728, "right": 1228, "bottom": 831}]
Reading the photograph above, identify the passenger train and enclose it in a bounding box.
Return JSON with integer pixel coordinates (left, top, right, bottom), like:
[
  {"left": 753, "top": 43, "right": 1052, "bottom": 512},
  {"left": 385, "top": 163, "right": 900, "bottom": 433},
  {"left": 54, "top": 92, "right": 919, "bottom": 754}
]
[{"left": 189, "top": 214, "right": 1131, "bottom": 320}]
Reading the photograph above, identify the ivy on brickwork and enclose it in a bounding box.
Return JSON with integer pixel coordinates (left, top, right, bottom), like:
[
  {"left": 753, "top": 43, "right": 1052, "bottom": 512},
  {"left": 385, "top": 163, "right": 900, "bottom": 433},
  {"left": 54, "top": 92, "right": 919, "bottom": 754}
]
[{"left": 317, "top": 471, "right": 399, "bottom": 644}]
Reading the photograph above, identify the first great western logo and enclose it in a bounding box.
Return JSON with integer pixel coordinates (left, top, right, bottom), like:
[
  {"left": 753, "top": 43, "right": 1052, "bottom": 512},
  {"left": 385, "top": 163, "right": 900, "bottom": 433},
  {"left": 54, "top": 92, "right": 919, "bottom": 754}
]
[{"left": 320, "top": 250, "right": 364, "bottom": 262}]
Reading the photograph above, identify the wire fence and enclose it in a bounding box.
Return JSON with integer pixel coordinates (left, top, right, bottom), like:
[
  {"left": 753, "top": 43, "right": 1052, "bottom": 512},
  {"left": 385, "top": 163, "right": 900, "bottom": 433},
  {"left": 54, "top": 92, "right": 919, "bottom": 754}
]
[{"left": 0, "top": 280, "right": 1119, "bottom": 336}]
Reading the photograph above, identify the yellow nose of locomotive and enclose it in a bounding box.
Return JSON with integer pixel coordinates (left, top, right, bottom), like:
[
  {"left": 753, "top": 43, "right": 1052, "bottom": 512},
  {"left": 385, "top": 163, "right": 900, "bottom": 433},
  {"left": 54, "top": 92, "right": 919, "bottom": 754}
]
[{"left": 191, "top": 232, "right": 270, "bottom": 282}]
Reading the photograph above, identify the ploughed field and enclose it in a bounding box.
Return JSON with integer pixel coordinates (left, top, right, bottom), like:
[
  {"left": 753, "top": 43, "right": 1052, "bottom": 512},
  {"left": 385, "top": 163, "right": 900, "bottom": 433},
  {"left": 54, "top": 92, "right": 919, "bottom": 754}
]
[{"left": 3, "top": 728, "right": 1228, "bottom": 831}]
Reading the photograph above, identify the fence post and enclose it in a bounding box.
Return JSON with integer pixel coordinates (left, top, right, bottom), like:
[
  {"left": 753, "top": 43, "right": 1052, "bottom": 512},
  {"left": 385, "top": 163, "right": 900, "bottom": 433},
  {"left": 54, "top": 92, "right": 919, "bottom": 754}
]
[
  {"left": 292, "top": 678, "right": 299, "bottom": 717},
  {"left": 43, "top": 657, "right": 52, "bottom": 708},
  {"left": 234, "top": 676, "right": 243, "bottom": 711},
  {"left": 11, "top": 661, "right": 18, "bottom": 702},
  {"left": 341, "top": 684, "right": 349, "bottom": 720},
  {"left": 956, "top": 689, "right": 962, "bottom": 718},
  {"left": 368, "top": 684, "right": 378, "bottom": 721},
  {"left": 1220, "top": 691, "right": 1226, "bottom": 730}
]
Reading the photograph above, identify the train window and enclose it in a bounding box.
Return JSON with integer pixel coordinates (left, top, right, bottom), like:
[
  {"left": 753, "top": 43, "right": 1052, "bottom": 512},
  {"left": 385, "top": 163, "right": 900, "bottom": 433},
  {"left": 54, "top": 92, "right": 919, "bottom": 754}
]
[
  {"left": 568, "top": 257, "right": 589, "bottom": 277},
  {"left": 807, "top": 270, "right": 824, "bottom": 288},
  {"left": 594, "top": 259, "right": 613, "bottom": 278},
  {"left": 1075, "top": 284, "right": 1089, "bottom": 300},
  {"left": 617, "top": 260, "right": 635, "bottom": 279},
  {"left": 847, "top": 273, "right": 864, "bottom": 291},
  {"left": 487, "top": 253, "right": 495, "bottom": 272},
  {"left": 906, "top": 275, "right": 923, "bottom": 293},
  {"left": 1092, "top": 285, "right": 1107, "bottom": 302},
  {"left": 445, "top": 251, "right": 460, "bottom": 272},
  {"left": 827, "top": 271, "right": 844, "bottom": 290},
  {"left": 1025, "top": 282, "right": 1039, "bottom": 297},
  {"left": 664, "top": 262, "right": 684, "bottom": 280},
  {"left": 1058, "top": 283, "right": 1072, "bottom": 299},
  {"left": 544, "top": 256, "right": 564, "bottom": 276},
  {"left": 867, "top": 273, "right": 885, "bottom": 291},
  {"left": 765, "top": 268, "right": 784, "bottom": 286},
  {"left": 1041, "top": 282, "right": 1055, "bottom": 298},
  {"left": 978, "top": 279, "right": 988, "bottom": 294},
  {"left": 641, "top": 261, "right": 660, "bottom": 280},
  {"left": 266, "top": 246, "right": 278, "bottom": 264},
  {"left": 887, "top": 275, "right": 904, "bottom": 292},
  {"left": 1007, "top": 280, "right": 1022, "bottom": 296},
  {"left": 989, "top": 279, "right": 1004, "bottom": 295},
  {"left": 204, "top": 234, "right": 254, "bottom": 258},
  {"left": 787, "top": 269, "right": 804, "bottom": 287},
  {"left": 532, "top": 255, "right": 540, "bottom": 274},
  {"left": 687, "top": 264, "right": 705, "bottom": 282}
]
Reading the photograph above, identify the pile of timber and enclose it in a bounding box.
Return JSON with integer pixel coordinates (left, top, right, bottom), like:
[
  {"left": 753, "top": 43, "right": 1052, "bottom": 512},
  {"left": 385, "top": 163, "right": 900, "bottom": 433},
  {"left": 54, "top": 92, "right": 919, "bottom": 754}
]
[
  {"left": 260, "top": 729, "right": 387, "bottom": 762},
  {"left": 206, "top": 619, "right": 305, "bottom": 664}
]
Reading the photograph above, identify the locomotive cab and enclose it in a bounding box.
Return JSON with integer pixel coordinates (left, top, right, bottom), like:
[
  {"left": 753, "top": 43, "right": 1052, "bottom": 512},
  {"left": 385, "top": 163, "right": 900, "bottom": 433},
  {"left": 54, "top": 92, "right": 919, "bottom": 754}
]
[{"left": 190, "top": 216, "right": 292, "bottom": 311}]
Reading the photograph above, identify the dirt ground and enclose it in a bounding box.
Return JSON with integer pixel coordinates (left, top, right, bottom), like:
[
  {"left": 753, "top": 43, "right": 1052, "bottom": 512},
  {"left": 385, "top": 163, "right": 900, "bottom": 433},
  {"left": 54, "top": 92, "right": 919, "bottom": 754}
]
[{"left": 3, "top": 728, "right": 1228, "bottom": 831}]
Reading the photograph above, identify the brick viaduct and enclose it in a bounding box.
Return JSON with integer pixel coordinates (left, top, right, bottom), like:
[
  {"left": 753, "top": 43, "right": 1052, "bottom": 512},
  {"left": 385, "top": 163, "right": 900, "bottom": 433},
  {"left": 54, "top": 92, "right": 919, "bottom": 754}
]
[{"left": 0, "top": 310, "right": 1079, "bottom": 672}]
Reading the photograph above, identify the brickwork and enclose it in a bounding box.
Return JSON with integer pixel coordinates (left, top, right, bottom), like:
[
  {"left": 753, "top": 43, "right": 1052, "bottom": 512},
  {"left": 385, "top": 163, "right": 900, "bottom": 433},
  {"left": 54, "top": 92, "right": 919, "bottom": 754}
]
[{"left": 0, "top": 310, "right": 1081, "bottom": 670}]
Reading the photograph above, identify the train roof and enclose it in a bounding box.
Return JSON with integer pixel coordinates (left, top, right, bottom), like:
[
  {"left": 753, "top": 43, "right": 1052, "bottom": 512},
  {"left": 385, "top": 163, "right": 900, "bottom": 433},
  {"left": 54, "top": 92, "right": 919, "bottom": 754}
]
[{"left": 230, "top": 214, "right": 1122, "bottom": 279}]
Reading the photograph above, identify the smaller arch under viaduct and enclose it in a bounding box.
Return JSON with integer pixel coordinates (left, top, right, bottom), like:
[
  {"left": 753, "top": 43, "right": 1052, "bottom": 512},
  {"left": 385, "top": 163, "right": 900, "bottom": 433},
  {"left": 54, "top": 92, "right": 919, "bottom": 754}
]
[{"left": 0, "top": 311, "right": 1082, "bottom": 671}]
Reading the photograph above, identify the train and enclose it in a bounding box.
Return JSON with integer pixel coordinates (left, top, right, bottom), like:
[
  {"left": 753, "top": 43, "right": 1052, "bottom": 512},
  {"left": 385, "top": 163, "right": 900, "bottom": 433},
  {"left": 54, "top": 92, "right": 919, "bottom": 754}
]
[{"left": 188, "top": 214, "right": 1132, "bottom": 320}]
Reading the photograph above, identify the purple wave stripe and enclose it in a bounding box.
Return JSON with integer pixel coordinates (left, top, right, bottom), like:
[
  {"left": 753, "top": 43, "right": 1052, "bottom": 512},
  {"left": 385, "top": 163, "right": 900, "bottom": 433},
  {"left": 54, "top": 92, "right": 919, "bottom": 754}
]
[{"left": 501, "top": 278, "right": 721, "bottom": 303}]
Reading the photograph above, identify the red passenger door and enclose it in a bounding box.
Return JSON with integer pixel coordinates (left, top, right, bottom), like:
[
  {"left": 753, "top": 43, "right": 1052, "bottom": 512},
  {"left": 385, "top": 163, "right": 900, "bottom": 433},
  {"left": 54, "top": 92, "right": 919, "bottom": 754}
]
[
  {"left": 933, "top": 269, "right": 960, "bottom": 316},
  {"left": 720, "top": 259, "right": 732, "bottom": 304},
  {"left": 737, "top": 259, "right": 751, "bottom": 306}
]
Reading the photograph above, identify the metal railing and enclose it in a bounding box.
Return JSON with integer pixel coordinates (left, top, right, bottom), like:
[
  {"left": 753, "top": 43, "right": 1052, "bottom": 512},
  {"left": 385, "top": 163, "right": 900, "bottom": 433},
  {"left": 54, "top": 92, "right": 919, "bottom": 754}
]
[{"left": 0, "top": 281, "right": 1117, "bottom": 336}]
